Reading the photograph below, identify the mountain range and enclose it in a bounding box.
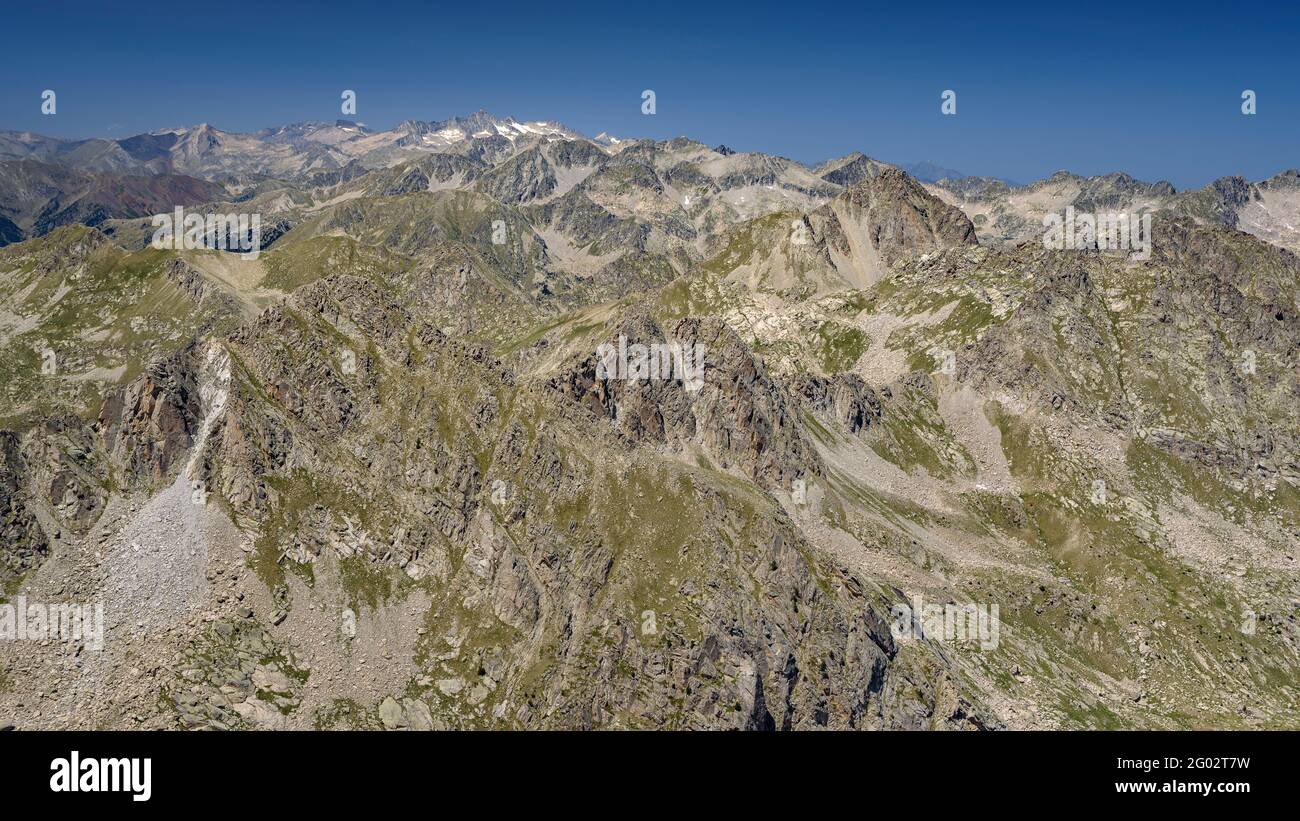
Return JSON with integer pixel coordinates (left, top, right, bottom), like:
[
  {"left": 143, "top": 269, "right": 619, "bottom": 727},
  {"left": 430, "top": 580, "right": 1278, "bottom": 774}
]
[
  {"left": 0, "top": 110, "right": 1296, "bottom": 731},
  {"left": 5, "top": 112, "right": 1295, "bottom": 255}
]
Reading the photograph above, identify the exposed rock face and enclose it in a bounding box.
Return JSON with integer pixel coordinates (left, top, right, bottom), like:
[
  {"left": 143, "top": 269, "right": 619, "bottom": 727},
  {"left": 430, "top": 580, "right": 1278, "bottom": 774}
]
[
  {"left": 21, "top": 414, "right": 106, "bottom": 532},
  {"left": 551, "top": 313, "right": 821, "bottom": 489},
  {"left": 814, "top": 151, "right": 892, "bottom": 187},
  {"left": 373, "top": 153, "right": 487, "bottom": 194},
  {"left": 787, "top": 372, "right": 884, "bottom": 434},
  {"left": 474, "top": 148, "right": 560, "bottom": 204},
  {"left": 1191, "top": 176, "right": 1254, "bottom": 227},
  {"left": 0, "top": 432, "right": 48, "bottom": 593},
  {"left": 470, "top": 141, "right": 607, "bottom": 206},
  {"left": 1070, "top": 171, "right": 1176, "bottom": 211},
  {"left": 812, "top": 168, "right": 978, "bottom": 287},
  {"left": 98, "top": 352, "right": 201, "bottom": 487}
]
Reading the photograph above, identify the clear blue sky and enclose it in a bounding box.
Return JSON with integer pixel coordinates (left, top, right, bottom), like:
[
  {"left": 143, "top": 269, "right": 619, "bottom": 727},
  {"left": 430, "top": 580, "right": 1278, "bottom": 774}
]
[{"left": 2, "top": 0, "right": 1296, "bottom": 188}]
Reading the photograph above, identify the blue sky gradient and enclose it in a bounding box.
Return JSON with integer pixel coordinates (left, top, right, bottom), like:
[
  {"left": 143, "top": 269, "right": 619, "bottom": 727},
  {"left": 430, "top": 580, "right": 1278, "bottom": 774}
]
[{"left": 2, "top": 0, "right": 1296, "bottom": 188}]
